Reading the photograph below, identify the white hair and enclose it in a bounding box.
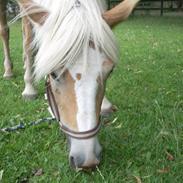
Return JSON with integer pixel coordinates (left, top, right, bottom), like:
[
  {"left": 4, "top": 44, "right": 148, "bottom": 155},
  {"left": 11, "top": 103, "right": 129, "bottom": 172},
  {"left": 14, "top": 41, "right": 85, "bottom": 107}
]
[{"left": 31, "top": 0, "right": 118, "bottom": 80}]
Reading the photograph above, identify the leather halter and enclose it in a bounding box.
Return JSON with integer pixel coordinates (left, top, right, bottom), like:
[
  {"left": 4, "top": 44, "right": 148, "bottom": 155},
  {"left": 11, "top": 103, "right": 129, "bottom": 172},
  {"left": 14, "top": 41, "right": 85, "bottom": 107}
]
[{"left": 46, "top": 76, "right": 101, "bottom": 139}]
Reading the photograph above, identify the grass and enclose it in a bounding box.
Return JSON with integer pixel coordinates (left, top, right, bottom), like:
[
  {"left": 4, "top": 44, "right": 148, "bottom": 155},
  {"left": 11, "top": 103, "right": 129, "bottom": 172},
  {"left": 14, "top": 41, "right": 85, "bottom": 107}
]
[{"left": 0, "top": 16, "right": 183, "bottom": 183}]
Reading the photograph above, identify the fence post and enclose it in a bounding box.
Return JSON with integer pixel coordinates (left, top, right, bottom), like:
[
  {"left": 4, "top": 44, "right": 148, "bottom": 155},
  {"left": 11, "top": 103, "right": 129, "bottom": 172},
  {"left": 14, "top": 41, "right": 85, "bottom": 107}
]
[
  {"left": 161, "top": 0, "right": 164, "bottom": 15},
  {"left": 108, "top": 0, "right": 111, "bottom": 10}
]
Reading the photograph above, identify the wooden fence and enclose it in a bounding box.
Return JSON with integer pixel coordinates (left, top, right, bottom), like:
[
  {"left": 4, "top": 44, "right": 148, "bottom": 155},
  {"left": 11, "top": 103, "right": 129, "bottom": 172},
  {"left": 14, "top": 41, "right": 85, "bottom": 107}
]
[{"left": 107, "top": 0, "right": 183, "bottom": 15}]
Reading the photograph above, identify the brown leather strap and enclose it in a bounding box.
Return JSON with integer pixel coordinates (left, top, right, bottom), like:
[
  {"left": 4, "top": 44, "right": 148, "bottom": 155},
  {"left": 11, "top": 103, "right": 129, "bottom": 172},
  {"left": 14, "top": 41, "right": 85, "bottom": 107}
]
[{"left": 46, "top": 78, "right": 60, "bottom": 121}]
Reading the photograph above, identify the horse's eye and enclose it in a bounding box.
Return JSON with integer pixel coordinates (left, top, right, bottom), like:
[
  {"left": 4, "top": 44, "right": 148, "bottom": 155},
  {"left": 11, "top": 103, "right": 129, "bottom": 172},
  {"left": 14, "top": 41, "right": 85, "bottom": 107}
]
[{"left": 51, "top": 72, "right": 58, "bottom": 80}]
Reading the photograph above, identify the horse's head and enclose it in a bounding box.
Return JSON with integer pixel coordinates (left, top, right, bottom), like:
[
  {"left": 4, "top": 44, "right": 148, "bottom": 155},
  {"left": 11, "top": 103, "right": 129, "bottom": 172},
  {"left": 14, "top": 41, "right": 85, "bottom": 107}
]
[
  {"left": 17, "top": 0, "right": 139, "bottom": 170},
  {"left": 46, "top": 51, "right": 115, "bottom": 170}
]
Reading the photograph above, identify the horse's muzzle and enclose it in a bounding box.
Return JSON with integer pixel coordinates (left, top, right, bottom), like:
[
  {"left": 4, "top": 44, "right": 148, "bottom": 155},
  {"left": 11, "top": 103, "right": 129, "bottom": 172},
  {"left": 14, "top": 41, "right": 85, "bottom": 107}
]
[{"left": 69, "top": 154, "right": 100, "bottom": 171}]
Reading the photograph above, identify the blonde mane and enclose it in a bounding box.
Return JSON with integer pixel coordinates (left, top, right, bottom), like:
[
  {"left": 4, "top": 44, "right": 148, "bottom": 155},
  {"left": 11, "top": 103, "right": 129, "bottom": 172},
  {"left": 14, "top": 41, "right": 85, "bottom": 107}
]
[{"left": 32, "top": 0, "right": 118, "bottom": 80}]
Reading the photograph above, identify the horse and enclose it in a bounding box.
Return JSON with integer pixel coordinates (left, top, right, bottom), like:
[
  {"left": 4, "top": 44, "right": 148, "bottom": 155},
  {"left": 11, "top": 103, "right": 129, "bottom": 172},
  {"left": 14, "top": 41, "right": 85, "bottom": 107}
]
[
  {"left": 0, "top": 0, "right": 38, "bottom": 99},
  {"left": 3, "top": 0, "right": 139, "bottom": 170}
]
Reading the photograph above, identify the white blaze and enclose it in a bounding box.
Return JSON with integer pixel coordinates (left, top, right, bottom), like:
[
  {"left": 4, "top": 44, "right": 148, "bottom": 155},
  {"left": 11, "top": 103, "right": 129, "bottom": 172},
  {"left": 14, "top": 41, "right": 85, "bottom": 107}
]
[{"left": 69, "top": 48, "right": 106, "bottom": 132}]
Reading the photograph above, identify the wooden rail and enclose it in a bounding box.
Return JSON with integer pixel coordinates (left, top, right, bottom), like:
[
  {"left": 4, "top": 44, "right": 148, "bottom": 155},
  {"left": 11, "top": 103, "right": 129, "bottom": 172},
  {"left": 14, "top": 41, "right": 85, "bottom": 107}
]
[{"left": 107, "top": 0, "right": 183, "bottom": 15}]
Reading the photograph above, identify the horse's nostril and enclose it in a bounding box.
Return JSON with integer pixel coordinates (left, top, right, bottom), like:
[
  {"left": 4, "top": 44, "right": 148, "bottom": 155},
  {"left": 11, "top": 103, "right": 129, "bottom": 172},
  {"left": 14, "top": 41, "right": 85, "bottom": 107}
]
[
  {"left": 69, "top": 155, "right": 85, "bottom": 169},
  {"left": 70, "top": 156, "right": 76, "bottom": 169}
]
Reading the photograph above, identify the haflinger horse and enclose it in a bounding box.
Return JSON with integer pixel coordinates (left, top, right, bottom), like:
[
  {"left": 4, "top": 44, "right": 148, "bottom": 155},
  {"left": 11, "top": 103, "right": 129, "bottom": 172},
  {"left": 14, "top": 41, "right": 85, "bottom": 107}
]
[{"left": 7, "top": 0, "right": 139, "bottom": 170}]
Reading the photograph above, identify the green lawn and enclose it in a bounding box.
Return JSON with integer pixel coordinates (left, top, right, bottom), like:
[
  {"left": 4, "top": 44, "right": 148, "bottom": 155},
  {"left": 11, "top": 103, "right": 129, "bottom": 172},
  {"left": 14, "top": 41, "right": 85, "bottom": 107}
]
[{"left": 0, "top": 16, "right": 183, "bottom": 183}]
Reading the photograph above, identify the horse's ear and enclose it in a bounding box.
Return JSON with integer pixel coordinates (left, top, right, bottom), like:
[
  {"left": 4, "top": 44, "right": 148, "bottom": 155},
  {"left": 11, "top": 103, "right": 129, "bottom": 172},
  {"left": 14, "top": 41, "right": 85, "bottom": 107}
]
[
  {"left": 17, "top": 0, "right": 49, "bottom": 25},
  {"left": 103, "top": 0, "right": 140, "bottom": 27}
]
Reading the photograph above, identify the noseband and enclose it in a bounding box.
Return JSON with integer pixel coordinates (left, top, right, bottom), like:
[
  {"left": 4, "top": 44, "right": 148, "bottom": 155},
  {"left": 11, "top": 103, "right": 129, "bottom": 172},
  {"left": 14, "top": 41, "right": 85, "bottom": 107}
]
[{"left": 46, "top": 76, "right": 101, "bottom": 139}]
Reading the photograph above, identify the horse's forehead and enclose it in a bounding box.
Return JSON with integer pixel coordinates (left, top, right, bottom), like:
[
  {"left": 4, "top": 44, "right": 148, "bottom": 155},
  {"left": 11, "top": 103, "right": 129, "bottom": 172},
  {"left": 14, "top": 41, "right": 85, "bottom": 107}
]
[
  {"left": 68, "top": 60, "right": 114, "bottom": 83},
  {"left": 68, "top": 49, "right": 106, "bottom": 80}
]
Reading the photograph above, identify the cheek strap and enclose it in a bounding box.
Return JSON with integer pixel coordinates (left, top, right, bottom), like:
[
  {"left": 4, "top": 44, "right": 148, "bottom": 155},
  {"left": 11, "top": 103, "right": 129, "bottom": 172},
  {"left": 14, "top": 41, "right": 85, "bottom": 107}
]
[{"left": 46, "top": 78, "right": 61, "bottom": 121}]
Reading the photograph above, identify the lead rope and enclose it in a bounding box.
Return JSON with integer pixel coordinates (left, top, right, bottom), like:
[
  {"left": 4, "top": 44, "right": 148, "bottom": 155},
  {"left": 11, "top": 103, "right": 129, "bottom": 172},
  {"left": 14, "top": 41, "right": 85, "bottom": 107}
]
[
  {"left": 0, "top": 117, "right": 55, "bottom": 133},
  {"left": 0, "top": 79, "right": 56, "bottom": 133}
]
